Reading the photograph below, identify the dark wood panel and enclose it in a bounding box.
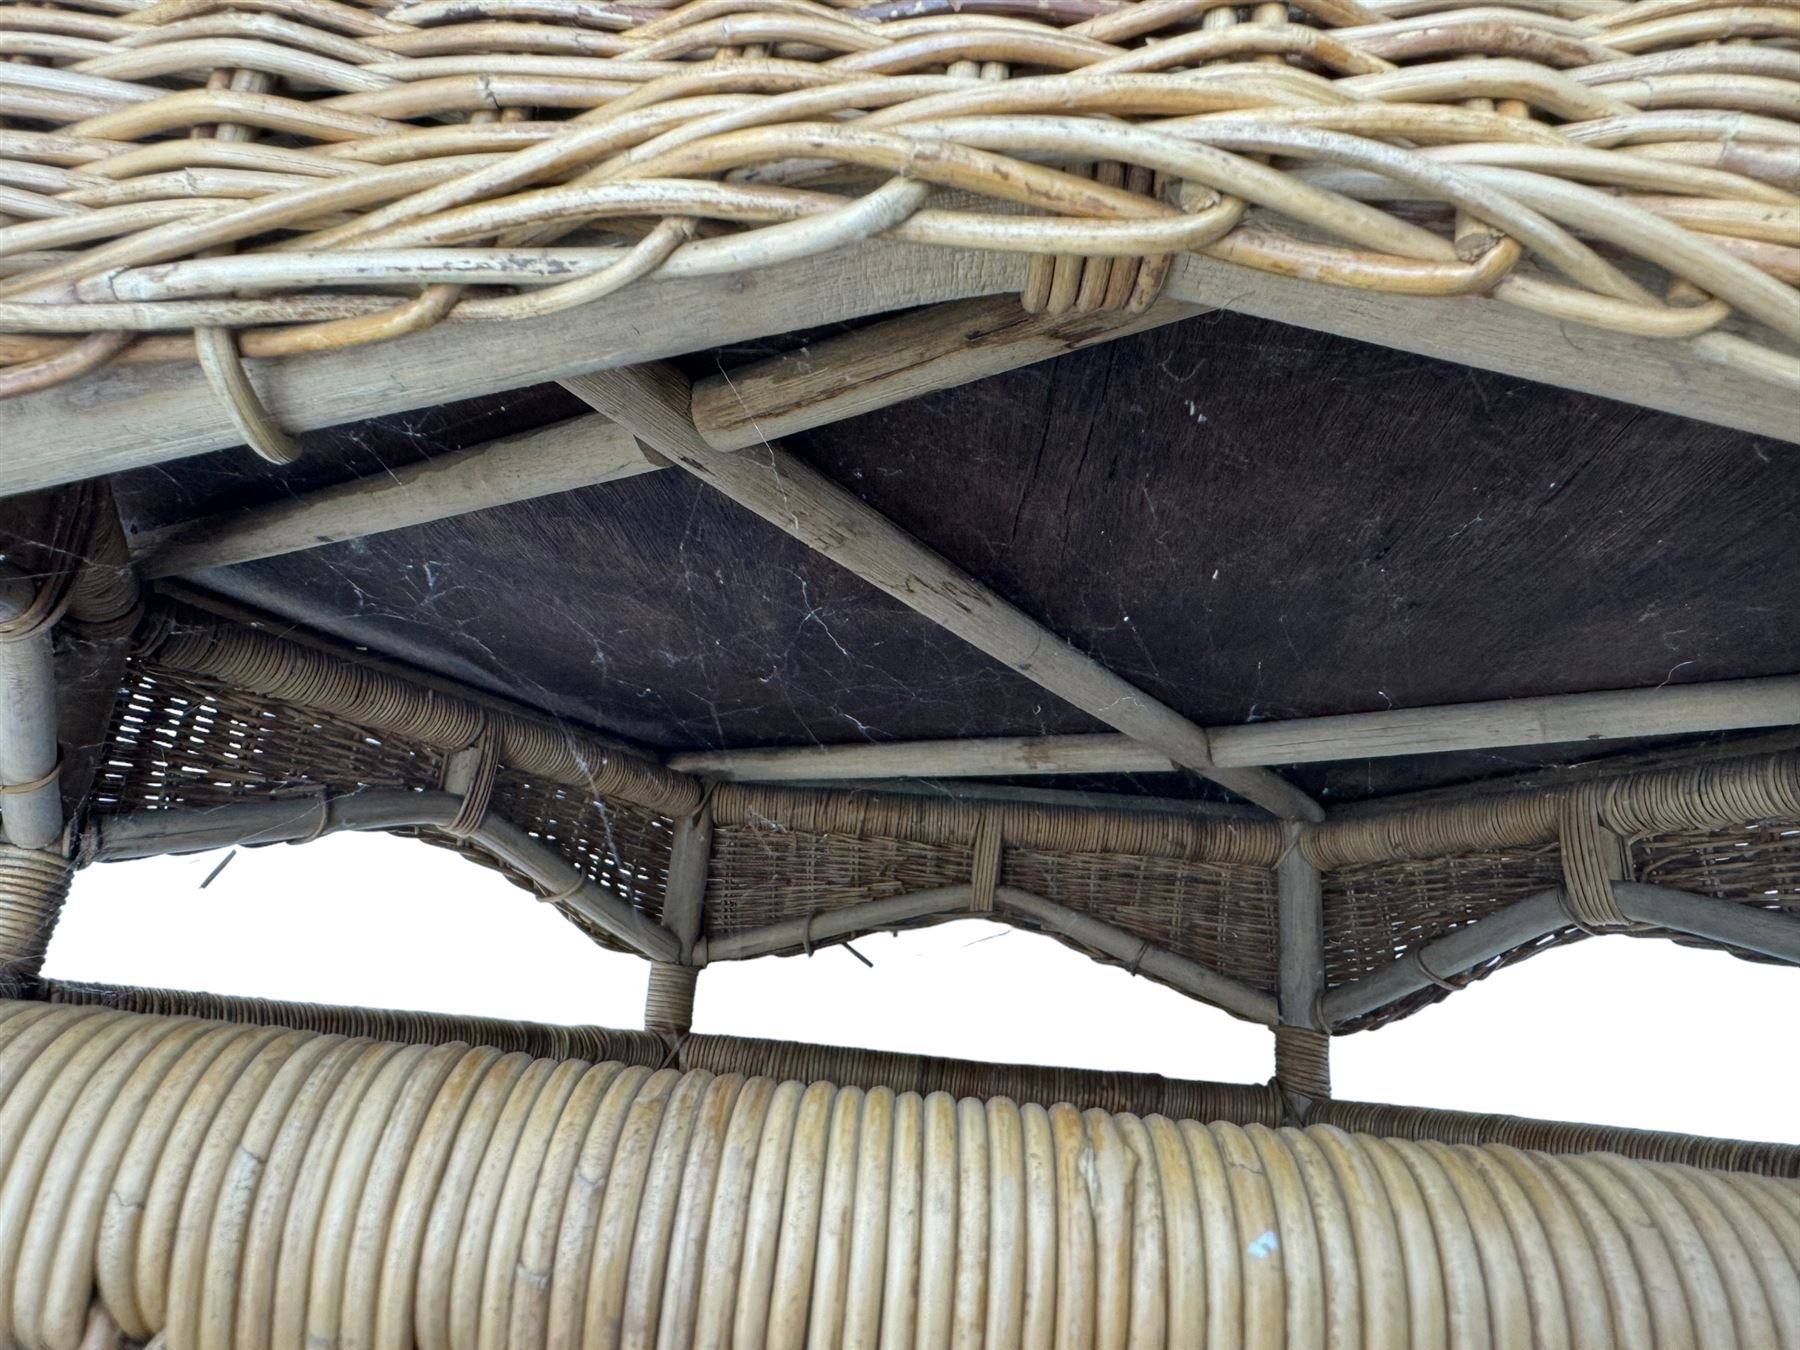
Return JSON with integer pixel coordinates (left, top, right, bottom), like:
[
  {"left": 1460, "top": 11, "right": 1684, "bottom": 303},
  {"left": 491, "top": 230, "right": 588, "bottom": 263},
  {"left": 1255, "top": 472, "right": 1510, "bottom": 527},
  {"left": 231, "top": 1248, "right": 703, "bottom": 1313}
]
[{"left": 115, "top": 309, "right": 1800, "bottom": 802}]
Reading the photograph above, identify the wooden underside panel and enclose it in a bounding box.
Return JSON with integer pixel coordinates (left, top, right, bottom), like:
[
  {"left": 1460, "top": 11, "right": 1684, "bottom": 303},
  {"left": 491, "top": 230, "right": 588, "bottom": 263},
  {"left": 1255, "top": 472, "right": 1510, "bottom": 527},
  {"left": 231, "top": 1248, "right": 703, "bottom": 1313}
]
[{"left": 113, "top": 310, "right": 1800, "bottom": 803}]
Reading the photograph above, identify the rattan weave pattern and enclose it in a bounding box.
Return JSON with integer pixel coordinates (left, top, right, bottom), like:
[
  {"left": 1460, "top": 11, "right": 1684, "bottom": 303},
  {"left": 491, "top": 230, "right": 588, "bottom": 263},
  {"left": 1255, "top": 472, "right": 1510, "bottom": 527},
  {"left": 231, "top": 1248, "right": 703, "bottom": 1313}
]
[
  {"left": 93, "top": 658, "right": 679, "bottom": 951},
  {"left": 1323, "top": 843, "right": 1572, "bottom": 1028},
  {"left": 704, "top": 820, "right": 1283, "bottom": 990},
  {"left": 141, "top": 601, "right": 700, "bottom": 814},
  {"left": 704, "top": 822, "right": 971, "bottom": 938},
  {"left": 1004, "top": 845, "right": 1280, "bottom": 991},
  {"left": 92, "top": 662, "right": 444, "bottom": 814},
  {"left": 5, "top": 0, "right": 1800, "bottom": 401},
  {"left": 1635, "top": 818, "right": 1800, "bottom": 910}
]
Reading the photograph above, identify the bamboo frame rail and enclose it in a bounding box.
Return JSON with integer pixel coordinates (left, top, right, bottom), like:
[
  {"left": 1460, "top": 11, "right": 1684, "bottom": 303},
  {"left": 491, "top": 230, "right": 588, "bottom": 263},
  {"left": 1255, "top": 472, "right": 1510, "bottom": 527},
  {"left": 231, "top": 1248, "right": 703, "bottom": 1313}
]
[
  {"left": 130, "top": 295, "right": 1197, "bottom": 577},
  {"left": 563, "top": 363, "right": 1324, "bottom": 822},
  {"left": 1275, "top": 823, "right": 1328, "bottom": 1101},
  {"left": 671, "top": 673, "right": 1800, "bottom": 778},
  {"left": 1322, "top": 882, "right": 1800, "bottom": 1025},
  {"left": 135, "top": 413, "right": 657, "bottom": 578},
  {"left": 697, "top": 883, "right": 1278, "bottom": 1025},
  {"left": 0, "top": 565, "right": 63, "bottom": 851},
  {"left": 82, "top": 798, "right": 1280, "bottom": 1021},
  {"left": 84, "top": 790, "right": 681, "bottom": 962},
  {"left": 6, "top": 244, "right": 1798, "bottom": 498},
  {"left": 0, "top": 247, "right": 1020, "bottom": 496},
  {"left": 687, "top": 294, "right": 1199, "bottom": 452}
]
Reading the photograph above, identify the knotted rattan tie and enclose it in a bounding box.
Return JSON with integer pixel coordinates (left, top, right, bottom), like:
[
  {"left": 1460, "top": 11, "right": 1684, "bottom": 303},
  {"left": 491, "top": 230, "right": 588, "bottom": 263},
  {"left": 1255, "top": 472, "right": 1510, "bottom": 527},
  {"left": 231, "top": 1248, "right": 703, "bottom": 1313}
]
[
  {"left": 1557, "top": 779, "right": 1633, "bottom": 929},
  {"left": 1021, "top": 162, "right": 1175, "bottom": 317},
  {"left": 439, "top": 724, "right": 500, "bottom": 839}
]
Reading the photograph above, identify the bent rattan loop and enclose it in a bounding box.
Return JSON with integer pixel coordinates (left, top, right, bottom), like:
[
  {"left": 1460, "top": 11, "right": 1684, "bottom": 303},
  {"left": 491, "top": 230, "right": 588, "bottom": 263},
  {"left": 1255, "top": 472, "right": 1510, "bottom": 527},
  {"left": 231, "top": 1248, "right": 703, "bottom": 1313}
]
[
  {"left": 1409, "top": 940, "right": 1469, "bottom": 992},
  {"left": 0, "top": 756, "right": 63, "bottom": 800},
  {"left": 193, "top": 324, "right": 303, "bottom": 465},
  {"left": 0, "top": 485, "right": 93, "bottom": 646}
]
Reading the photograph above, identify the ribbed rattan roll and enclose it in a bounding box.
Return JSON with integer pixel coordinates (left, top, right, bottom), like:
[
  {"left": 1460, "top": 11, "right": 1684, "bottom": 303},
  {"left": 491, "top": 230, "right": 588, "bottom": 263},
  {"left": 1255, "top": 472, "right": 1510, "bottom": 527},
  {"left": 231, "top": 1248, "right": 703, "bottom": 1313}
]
[{"left": 1, "top": 997, "right": 1797, "bottom": 1350}]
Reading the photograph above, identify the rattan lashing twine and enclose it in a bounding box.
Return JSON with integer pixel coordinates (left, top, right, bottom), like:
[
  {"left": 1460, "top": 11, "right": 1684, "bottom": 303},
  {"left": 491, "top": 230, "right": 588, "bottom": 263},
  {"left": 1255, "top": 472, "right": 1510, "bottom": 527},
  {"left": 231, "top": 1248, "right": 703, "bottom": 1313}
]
[
  {"left": 0, "top": 997, "right": 1797, "bottom": 1350},
  {"left": 6, "top": 0, "right": 1800, "bottom": 402}
]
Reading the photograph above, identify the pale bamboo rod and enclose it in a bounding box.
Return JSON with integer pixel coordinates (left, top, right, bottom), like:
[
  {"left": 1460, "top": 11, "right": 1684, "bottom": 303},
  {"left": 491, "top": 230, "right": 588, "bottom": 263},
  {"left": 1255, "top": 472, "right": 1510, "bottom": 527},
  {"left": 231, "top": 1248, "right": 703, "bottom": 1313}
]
[
  {"left": 1277, "top": 821, "right": 1325, "bottom": 1028},
  {"left": 688, "top": 293, "right": 1199, "bottom": 452},
  {"left": 671, "top": 672, "right": 1800, "bottom": 779},
  {"left": 643, "top": 802, "right": 713, "bottom": 1034},
  {"left": 5, "top": 242, "right": 1799, "bottom": 499},
  {"left": 83, "top": 791, "right": 681, "bottom": 962},
  {"left": 1322, "top": 883, "right": 1800, "bottom": 1024},
  {"left": 673, "top": 734, "right": 1178, "bottom": 778},
  {"left": 136, "top": 412, "right": 656, "bottom": 577},
  {"left": 1163, "top": 253, "right": 1800, "bottom": 446},
  {"left": 770, "top": 776, "right": 1263, "bottom": 821},
  {"left": 562, "top": 363, "right": 1323, "bottom": 824},
  {"left": 134, "top": 298, "right": 1180, "bottom": 578},
  {"left": 0, "top": 245, "right": 1023, "bottom": 498},
  {"left": 661, "top": 804, "right": 712, "bottom": 965},
  {"left": 1323, "top": 887, "right": 1568, "bottom": 1025},
  {"left": 0, "top": 564, "right": 63, "bottom": 850},
  {"left": 695, "top": 885, "right": 976, "bottom": 963},
  {"left": 1621, "top": 881, "right": 1800, "bottom": 965},
  {"left": 999, "top": 887, "right": 1282, "bottom": 1023}
]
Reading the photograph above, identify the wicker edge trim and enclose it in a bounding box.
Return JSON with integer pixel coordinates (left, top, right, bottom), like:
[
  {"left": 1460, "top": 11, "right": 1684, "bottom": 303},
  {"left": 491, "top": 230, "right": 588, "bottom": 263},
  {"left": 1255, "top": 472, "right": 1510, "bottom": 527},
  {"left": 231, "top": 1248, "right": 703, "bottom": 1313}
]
[{"left": 35, "top": 978, "right": 1800, "bottom": 1177}]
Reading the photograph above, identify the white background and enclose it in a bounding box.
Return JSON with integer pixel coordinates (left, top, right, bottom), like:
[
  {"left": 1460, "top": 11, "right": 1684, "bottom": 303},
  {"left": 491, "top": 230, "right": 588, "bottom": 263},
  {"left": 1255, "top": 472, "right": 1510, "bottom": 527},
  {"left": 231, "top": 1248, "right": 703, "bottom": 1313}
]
[{"left": 43, "top": 830, "right": 1800, "bottom": 1143}]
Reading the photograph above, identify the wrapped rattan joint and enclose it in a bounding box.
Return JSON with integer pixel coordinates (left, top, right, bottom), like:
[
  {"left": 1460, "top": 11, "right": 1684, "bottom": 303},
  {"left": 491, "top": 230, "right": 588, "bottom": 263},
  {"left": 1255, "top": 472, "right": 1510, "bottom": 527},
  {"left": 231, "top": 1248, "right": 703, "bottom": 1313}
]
[
  {"left": 0, "top": 998, "right": 1796, "bottom": 1350},
  {"left": 644, "top": 962, "right": 699, "bottom": 1035},
  {"left": 1274, "top": 1024, "right": 1332, "bottom": 1105},
  {"left": 0, "top": 847, "right": 73, "bottom": 983}
]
